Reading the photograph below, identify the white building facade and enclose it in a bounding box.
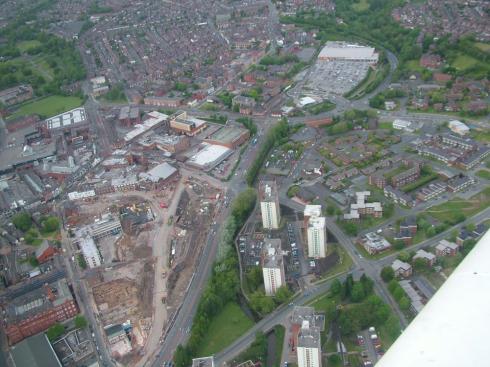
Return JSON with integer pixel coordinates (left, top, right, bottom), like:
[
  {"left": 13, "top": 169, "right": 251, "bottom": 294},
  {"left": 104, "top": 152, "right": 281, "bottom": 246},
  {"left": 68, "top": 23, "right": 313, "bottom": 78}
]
[
  {"left": 262, "top": 239, "right": 285, "bottom": 296},
  {"left": 260, "top": 181, "right": 281, "bottom": 230},
  {"left": 307, "top": 216, "right": 327, "bottom": 258}
]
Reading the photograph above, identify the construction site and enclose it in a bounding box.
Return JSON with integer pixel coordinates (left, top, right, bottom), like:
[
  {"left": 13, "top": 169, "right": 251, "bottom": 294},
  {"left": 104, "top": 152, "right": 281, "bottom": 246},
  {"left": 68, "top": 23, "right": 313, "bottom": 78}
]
[{"left": 63, "top": 170, "right": 224, "bottom": 365}]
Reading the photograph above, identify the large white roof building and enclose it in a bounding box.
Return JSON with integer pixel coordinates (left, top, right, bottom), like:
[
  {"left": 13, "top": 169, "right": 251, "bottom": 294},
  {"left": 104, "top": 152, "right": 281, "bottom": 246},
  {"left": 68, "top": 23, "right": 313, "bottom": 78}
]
[{"left": 318, "top": 41, "right": 378, "bottom": 63}]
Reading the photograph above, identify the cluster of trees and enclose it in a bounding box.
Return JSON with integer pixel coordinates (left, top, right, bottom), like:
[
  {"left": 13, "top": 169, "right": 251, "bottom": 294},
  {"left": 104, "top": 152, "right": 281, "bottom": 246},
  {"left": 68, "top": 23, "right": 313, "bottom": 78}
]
[
  {"left": 241, "top": 86, "right": 263, "bottom": 102},
  {"left": 259, "top": 54, "right": 299, "bottom": 66},
  {"left": 40, "top": 216, "right": 60, "bottom": 235},
  {"left": 174, "top": 189, "right": 257, "bottom": 367},
  {"left": 233, "top": 332, "right": 268, "bottom": 364},
  {"left": 306, "top": 100, "right": 336, "bottom": 115},
  {"left": 369, "top": 89, "right": 406, "bottom": 109},
  {"left": 12, "top": 212, "right": 32, "bottom": 232},
  {"left": 387, "top": 279, "right": 411, "bottom": 312},
  {"left": 326, "top": 275, "right": 400, "bottom": 340},
  {"left": 103, "top": 84, "right": 126, "bottom": 102},
  {"left": 47, "top": 323, "right": 65, "bottom": 341},
  {"left": 0, "top": 25, "right": 86, "bottom": 95},
  {"left": 417, "top": 215, "right": 450, "bottom": 237},
  {"left": 248, "top": 284, "right": 292, "bottom": 315},
  {"left": 246, "top": 118, "right": 289, "bottom": 185},
  {"left": 217, "top": 91, "right": 233, "bottom": 108},
  {"left": 236, "top": 117, "right": 257, "bottom": 135}
]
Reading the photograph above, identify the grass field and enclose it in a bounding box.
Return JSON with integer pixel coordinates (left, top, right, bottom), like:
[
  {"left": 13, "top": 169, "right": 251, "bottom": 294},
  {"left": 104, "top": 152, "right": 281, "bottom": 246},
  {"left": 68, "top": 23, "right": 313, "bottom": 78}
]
[
  {"left": 197, "top": 302, "right": 254, "bottom": 356},
  {"left": 378, "top": 121, "right": 393, "bottom": 130},
  {"left": 471, "top": 129, "right": 490, "bottom": 143},
  {"left": 426, "top": 187, "right": 490, "bottom": 223},
  {"left": 475, "top": 42, "right": 490, "bottom": 52},
  {"left": 452, "top": 54, "right": 479, "bottom": 70},
  {"left": 8, "top": 95, "right": 83, "bottom": 120},
  {"left": 317, "top": 245, "right": 354, "bottom": 281},
  {"left": 405, "top": 60, "right": 425, "bottom": 73},
  {"left": 476, "top": 170, "right": 490, "bottom": 180},
  {"left": 17, "top": 40, "right": 42, "bottom": 52},
  {"left": 352, "top": 0, "right": 369, "bottom": 12}
]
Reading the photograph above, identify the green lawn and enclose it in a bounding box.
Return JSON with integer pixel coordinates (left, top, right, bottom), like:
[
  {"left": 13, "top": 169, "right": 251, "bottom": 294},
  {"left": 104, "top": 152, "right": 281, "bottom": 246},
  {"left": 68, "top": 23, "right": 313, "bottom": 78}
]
[
  {"left": 475, "top": 42, "right": 490, "bottom": 52},
  {"left": 426, "top": 187, "right": 490, "bottom": 223},
  {"left": 405, "top": 59, "right": 425, "bottom": 73},
  {"left": 8, "top": 95, "right": 83, "bottom": 119},
  {"left": 472, "top": 130, "right": 490, "bottom": 143},
  {"left": 274, "top": 325, "right": 285, "bottom": 367},
  {"left": 452, "top": 54, "right": 479, "bottom": 70},
  {"left": 352, "top": 0, "right": 369, "bottom": 12},
  {"left": 400, "top": 172, "right": 438, "bottom": 193},
  {"left": 378, "top": 122, "right": 393, "bottom": 130},
  {"left": 17, "top": 40, "right": 42, "bottom": 52},
  {"left": 476, "top": 170, "right": 490, "bottom": 180},
  {"left": 197, "top": 302, "right": 254, "bottom": 356}
]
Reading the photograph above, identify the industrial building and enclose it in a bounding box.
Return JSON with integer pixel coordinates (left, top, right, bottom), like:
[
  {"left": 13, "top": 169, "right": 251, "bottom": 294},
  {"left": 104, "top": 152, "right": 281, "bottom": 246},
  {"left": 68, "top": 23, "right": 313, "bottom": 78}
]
[
  {"left": 42, "top": 107, "right": 89, "bottom": 137},
  {"left": 139, "top": 162, "right": 178, "bottom": 185},
  {"left": 124, "top": 111, "right": 169, "bottom": 142},
  {"left": 261, "top": 239, "right": 285, "bottom": 296},
  {"left": 318, "top": 41, "right": 378, "bottom": 63},
  {"left": 448, "top": 120, "right": 470, "bottom": 136},
  {"left": 204, "top": 126, "right": 250, "bottom": 149},
  {"left": 138, "top": 134, "right": 190, "bottom": 153},
  {"left": 170, "top": 111, "right": 207, "bottom": 136},
  {"left": 186, "top": 143, "right": 233, "bottom": 171},
  {"left": 259, "top": 180, "right": 281, "bottom": 230},
  {"left": 118, "top": 106, "right": 140, "bottom": 127},
  {"left": 0, "top": 84, "right": 33, "bottom": 106},
  {"left": 4, "top": 278, "right": 79, "bottom": 345},
  {"left": 10, "top": 333, "right": 62, "bottom": 367}
]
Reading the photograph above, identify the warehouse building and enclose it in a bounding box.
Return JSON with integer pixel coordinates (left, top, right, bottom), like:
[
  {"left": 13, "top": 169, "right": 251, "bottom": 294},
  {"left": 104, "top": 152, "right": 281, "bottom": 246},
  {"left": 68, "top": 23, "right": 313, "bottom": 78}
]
[
  {"left": 204, "top": 126, "right": 250, "bottom": 149},
  {"left": 318, "top": 41, "right": 378, "bottom": 63}
]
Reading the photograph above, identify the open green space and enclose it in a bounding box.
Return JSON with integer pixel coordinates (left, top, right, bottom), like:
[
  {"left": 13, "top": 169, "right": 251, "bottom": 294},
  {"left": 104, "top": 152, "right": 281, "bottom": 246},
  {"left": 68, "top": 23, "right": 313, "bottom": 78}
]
[
  {"left": 305, "top": 100, "right": 336, "bottom": 115},
  {"left": 17, "top": 40, "right": 42, "bottom": 53},
  {"left": 427, "top": 187, "right": 490, "bottom": 224},
  {"left": 196, "top": 302, "right": 253, "bottom": 356},
  {"left": 476, "top": 170, "right": 490, "bottom": 180},
  {"left": 471, "top": 130, "right": 490, "bottom": 143},
  {"left": 452, "top": 54, "right": 479, "bottom": 71},
  {"left": 400, "top": 172, "right": 438, "bottom": 193},
  {"left": 8, "top": 95, "right": 83, "bottom": 119},
  {"left": 378, "top": 121, "right": 393, "bottom": 130},
  {"left": 475, "top": 42, "right": 490, "bottom": 52},
  {"left": 352, "top": 0, "right": 369, "bottom": 12},
  {"left": 345, "top": 64, "right": 389, "bottom": 100},
  {"left": 405, "top": 60, "right": 425, "bottom": 73}
]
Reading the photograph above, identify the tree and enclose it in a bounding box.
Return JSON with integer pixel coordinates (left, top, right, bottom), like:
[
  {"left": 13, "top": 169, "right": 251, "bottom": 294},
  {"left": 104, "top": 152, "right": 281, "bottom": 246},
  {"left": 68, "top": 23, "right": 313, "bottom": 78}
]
[
  {"left": 74, "top": 315, "right": 88, "bottom": 329},
  {"left": 77, "top": 254, "right": 87, "bottom": 269},
  {"left": 399, "top": 296, "right": 411, "bottom": 311},
  {"left": 394, "top": 240, "right": 405, "bottom": 250},
  {"left": 466, "top": 223, "right": 476, "bottom": 232},
  {"left": 412, "top": 257, "right": 427, "bottom": 272},
  {"left": 328, "top": 354, "right": 341, "bottom": 365},
  {"left": 380, "top": 266, "right": 395, "bottom": 282},
  {"left": 12, "top": 212, "right": 32, "bottom": 232},
  {"left": 41, "top": 216, "right": 60, "bottom": 234},
  {"left": 350, "top": 283, "right": 366, "bottom": 303},
  {"left": 174, "top": 345, "right": 192, "bottom": 367},
  {"left": 275, "top": 286, "right": 292, "bottom": 304},
  {"left": 245, "top": 266, "right": 263, "bottom": 292},
  {"left": 393, "top": 287, "right": 405, "bottom": 301},
  {"left": 47, "top": 323, "right": 65, "bottom": 341},
  {"left": 330, "top": 279, "right": 342, "bottom": 295},
  {"left": 397, "top": 251, "right": 410, "bottom": 262}
]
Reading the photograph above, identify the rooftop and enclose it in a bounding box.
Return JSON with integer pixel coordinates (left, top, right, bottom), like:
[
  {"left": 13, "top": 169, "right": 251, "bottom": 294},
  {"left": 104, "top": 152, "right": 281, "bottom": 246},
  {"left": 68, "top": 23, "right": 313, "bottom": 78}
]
[
  {"left": 44, "top": 107, "right": 87, "bottom": 130},
  {"left": 187, "top": 143, "right": 232, "bottom": 169},
  {"left": 11, "top": 333, "right": 62, "bottom": 367},
  {"left": 140, "top": 162, "right": 177, "bottom": 182},
  {"left": 259, "top": 180, "right": 278, "bottom": 202},
  {"left": 304, "top": 205, "right": 322, "bottom": 218},
  {"left": 319, "top": 41, "right": 378, "bottom": 61},
  {"left": 206, "top": 126, "right": 248, "bottom": 144},
  {"left": 262, "top": 238, "right": 283, "bottom": 269}
]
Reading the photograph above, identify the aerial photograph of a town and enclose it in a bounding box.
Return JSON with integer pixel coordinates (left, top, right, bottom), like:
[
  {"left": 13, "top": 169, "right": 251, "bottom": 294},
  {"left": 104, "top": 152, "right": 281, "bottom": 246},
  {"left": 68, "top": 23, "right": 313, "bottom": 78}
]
[{"left": 0, "top": 0, "right": 488, "bottom": 366}]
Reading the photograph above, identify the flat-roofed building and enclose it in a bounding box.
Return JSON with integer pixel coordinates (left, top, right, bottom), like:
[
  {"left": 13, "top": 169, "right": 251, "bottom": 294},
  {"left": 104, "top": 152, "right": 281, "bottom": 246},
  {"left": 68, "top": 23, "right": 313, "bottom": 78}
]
[
  {"left": 170, "top": 111, "right": 207, "bottom": 136},
  {"left": 307, "top": 216, "right": 327, "bottom": 258},
  {"left": 232, "top": 95, "right": 256, "bottom": 115},
  {"left": 123, "top": 111, "right": 169, "bottom": 142},
  {"left": 42, "top": 107, "right": 89, "bottom": 137},
  {"left": 204, "top": 126, "right": 250, "bottom": 149},
  {"left": 318, "top": 41, "right": 378, "bottom": 63},
  {"left": 259, "top": 180, "right": 281, "bottom": 230},
  {"left": 5, "top": 279, "right": 78, "bottom": 345},
  {"left": 186, "top": 143, "right": 233, "bottom": 171},
  {"left": 79, "top": 234, "right": 102, "bottom": 268},
  {"left": 10, "top": 333, "right": 62, "bottom": 367},
  {"left": 118, "top": 106, "right": 140, "bottom": 127},
  {"left": 192, "top": 356, "right": 215, "bottom": 367},
  {"left": 344, "top": 191, "right": 382, "bottom": 220},
  {"left": 143, "top": 96, "right": 182, "bottom": 108},
  {"left": 0, "top": 84, "right": 33, "bottom": 106},
  {"left": 362, "top": 232, "right": 392, "bottom": 255},
  {"left": 138, "top": 134, "right": 190, "bottom": 153},
  {"left": 261, "top": 239, "right": 285, "bottom": 296},
  {"left": 297, "top": 320, "right": 322, "bottom": 367}
]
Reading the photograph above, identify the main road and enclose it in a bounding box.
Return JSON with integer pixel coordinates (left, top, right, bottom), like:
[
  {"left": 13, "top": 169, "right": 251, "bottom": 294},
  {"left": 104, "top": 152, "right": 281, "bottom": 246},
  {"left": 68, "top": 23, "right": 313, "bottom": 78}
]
[{"left": 150, "top": 117, "right": 277, "bottom": 367}]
